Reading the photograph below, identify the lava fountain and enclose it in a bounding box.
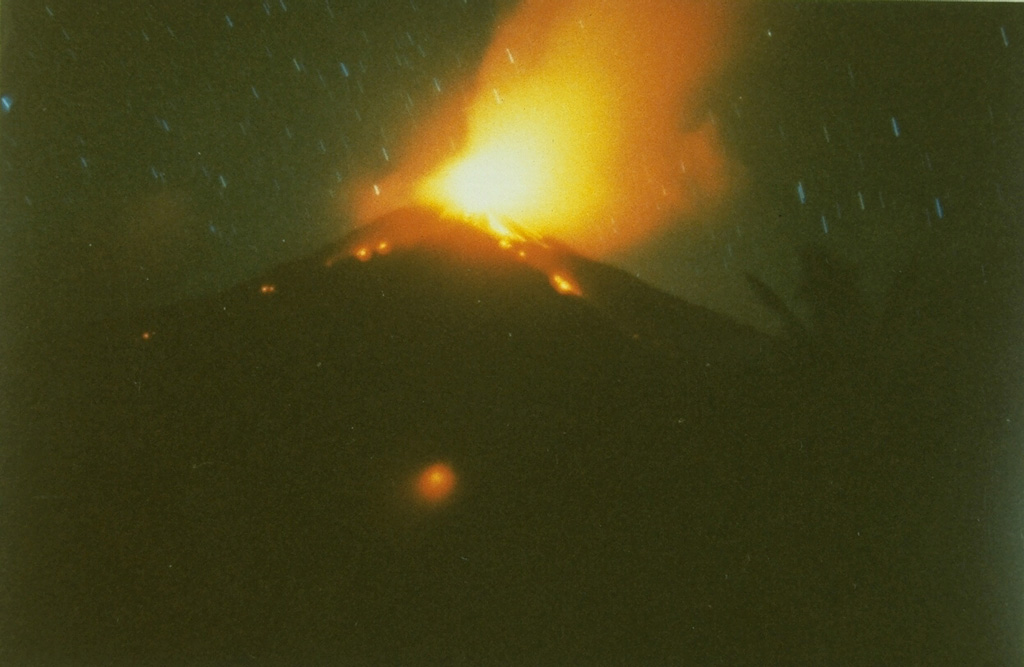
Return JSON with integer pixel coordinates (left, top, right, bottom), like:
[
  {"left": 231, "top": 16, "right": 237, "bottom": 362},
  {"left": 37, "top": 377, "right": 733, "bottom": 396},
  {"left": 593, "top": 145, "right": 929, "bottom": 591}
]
[{"left": 350, "top": 0, "right": 740, "bottom": 268}]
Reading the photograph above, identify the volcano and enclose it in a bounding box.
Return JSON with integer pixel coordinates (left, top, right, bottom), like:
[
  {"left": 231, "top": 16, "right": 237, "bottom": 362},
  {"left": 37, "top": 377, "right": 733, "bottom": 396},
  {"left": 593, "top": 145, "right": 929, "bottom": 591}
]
[{"left": 4, "top": 206, "right": 1008, "bottom": 664}]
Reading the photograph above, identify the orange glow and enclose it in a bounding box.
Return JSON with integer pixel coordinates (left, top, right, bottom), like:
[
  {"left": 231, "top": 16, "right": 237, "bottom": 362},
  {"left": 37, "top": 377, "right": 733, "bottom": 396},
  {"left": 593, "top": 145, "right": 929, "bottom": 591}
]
[
  {"left": 415, "top": 111, "right": 570, "bottom": 228},
  {"left": 416, "top": 462, "right": 457, "bottom": 503},
  {"left": 141, "top": 331, "right": 154, "bottom": 341},
  {"left": 347, "top": 241, "right": 392, "bottom": 263},
  {"left": 259, "top": 284, "right": 276, "bottom": 294},
  {"left": 549, "top": 272, "right": 582, "bottom": 296},
  {"left": 353, "top": 1, "right": 740, "bottom": 256}
]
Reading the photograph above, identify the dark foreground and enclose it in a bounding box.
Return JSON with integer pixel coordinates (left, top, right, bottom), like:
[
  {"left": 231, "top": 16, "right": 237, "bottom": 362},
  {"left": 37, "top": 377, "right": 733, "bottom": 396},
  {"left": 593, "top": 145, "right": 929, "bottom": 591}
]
[{"left": 4, "top": 210, "right": 1021, "bottom": 664}]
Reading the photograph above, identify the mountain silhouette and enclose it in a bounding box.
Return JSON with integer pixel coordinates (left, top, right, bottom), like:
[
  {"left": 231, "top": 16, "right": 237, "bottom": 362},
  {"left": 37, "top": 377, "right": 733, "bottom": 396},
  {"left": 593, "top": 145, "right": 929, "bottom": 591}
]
[{"left": 4, "top": 206, "right": 1011, "bottom": 664}]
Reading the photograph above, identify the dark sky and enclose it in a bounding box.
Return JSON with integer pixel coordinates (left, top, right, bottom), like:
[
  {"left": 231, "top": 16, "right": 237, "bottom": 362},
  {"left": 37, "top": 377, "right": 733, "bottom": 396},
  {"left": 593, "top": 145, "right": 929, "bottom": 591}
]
[
  {"left": 1, "top": 2, "right": 1022, "bottom": 337},
  {"left": 636, "top": 2, "right": 1024, "bottom": 333}
]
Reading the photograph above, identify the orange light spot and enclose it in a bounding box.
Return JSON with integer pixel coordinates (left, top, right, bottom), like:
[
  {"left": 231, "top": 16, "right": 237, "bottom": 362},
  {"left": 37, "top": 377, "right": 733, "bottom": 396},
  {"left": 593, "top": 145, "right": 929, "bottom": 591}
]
[
  {"left": 141, "top": 330, "right": 153, "bottom": 341},
  {"left": 353, "top": 246, "right": 371, "bottom": 262},
  {"left": 549, "top": 273, "right": 582, "bottom": 296},
  {"left": 259, "top": 284, "right": 276, "bottom": 294},
  {"left": 416, "top": 462, "right": 457, "bottom": 504},
  {"left": 376, "top": 240, "right": 391, "bottom": 254}
]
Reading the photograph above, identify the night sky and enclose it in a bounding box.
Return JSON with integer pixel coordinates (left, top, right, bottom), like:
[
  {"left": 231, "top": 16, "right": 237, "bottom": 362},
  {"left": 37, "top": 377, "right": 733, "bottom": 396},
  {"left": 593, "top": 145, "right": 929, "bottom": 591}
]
[
  {"left": 2, "top": 0, "right": 505, "bottom": 329},
  {"left": 1, "top": 3, "right": 1022, "bottom": 335}
]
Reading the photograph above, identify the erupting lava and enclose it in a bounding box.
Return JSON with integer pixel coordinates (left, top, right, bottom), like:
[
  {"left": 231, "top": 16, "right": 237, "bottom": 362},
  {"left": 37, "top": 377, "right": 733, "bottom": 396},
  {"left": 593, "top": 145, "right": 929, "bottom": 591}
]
[
  {"left": 350, "top": 0, "right": 739, "bottom": 274},
  {"left": 417, "top": 121, "right": 559, "bottom": 228}
]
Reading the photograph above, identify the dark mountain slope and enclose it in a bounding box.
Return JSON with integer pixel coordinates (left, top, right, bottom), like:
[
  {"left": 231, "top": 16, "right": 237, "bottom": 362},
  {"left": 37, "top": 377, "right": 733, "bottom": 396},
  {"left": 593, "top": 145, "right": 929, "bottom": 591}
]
[{"left": 3, "top": 206, "right": 1013, "bottom": 664}]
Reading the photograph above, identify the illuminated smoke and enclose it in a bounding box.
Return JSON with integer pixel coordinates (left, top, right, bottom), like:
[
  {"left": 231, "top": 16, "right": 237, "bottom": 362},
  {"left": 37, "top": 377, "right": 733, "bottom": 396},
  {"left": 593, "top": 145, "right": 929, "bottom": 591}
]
[{"left": 354, "top": 0, "right": 740, "bottom": 257}]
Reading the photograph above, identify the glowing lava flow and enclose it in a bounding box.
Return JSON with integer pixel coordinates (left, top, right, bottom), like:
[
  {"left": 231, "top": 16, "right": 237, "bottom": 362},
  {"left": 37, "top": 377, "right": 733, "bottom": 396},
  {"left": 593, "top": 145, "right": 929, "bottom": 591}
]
[
  {"left": 331, "top": 205, "right": 587, "bottom": 298},
  {"left": 549, "top": 272, "right": 582, "bottom": 296}
]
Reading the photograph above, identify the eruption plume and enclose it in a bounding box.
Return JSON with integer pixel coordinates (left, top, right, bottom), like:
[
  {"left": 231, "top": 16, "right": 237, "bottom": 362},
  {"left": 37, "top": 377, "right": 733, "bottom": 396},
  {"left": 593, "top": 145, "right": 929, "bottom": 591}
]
[{"left": 353, "top": 0, "right": 739, "bottom": 257}]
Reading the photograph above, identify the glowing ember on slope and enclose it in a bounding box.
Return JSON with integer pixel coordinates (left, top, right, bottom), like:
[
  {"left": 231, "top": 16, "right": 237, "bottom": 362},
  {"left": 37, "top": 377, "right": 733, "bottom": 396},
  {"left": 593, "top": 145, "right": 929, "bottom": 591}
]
[
  {"left": 329, "top": 206, "right": 588, "bottom": 298},
  {"left": 352, "top": 0, "right": 740, "bottom": 257},
  {"left": 549, "top": 273, "right": 582, "bottom": 296}
]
